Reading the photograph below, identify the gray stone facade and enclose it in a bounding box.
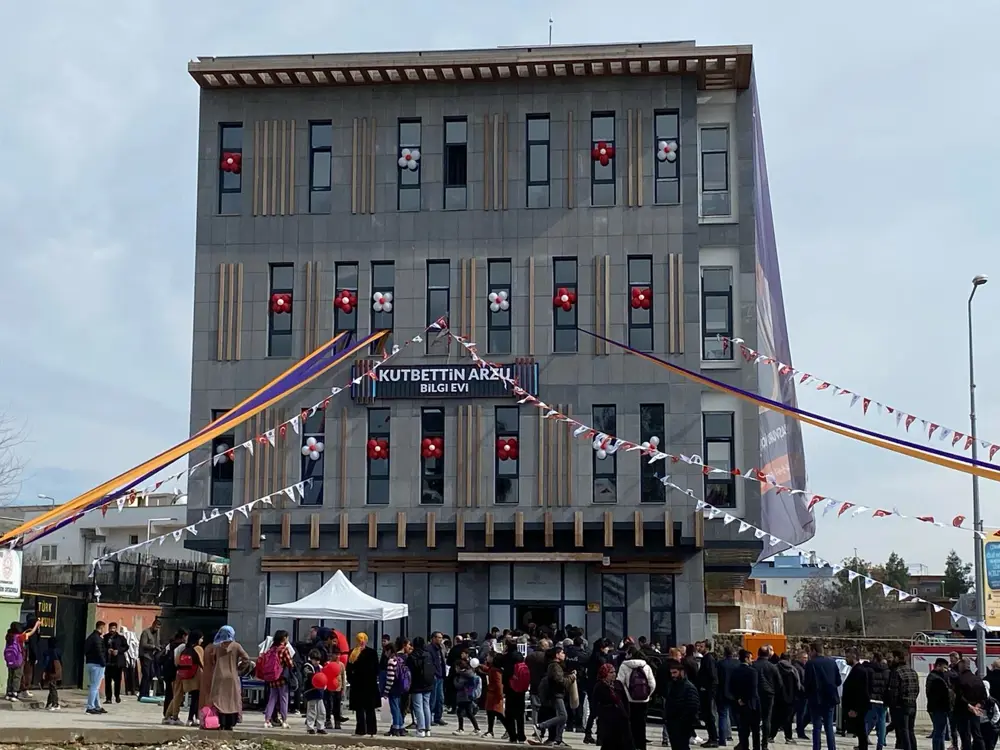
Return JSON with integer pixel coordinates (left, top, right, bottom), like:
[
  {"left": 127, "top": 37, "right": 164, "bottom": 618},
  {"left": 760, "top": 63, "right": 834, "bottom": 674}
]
[{"left": 185, "top": 47, "right": 763, "bottom": 647}]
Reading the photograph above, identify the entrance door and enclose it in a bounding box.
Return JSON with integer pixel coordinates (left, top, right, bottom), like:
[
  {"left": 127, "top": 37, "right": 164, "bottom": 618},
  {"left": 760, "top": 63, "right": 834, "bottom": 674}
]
[{"left": 515, "top": 603, "right": 560, "bottom": 636}]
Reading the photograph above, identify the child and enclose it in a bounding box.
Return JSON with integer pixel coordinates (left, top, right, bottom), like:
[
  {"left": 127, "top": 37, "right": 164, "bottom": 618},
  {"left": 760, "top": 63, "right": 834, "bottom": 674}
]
[
  {"left": 452, "top": 653, "right": 481, "bottom": 736},
  {"left": 5, "top": 620, "right": 39, "bottom": 702},
  {"left": 40, "top": 635, "right": 63, "bottom": 710},
  {"left": 302, "top": 649, "right": 327, "bottom": 735}
]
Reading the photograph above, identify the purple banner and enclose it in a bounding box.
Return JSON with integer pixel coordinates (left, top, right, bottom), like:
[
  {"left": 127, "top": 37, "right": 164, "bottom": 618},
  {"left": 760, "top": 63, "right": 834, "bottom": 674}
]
[{"left": 751, "top": 73, "right": 815, "bottom": 558}]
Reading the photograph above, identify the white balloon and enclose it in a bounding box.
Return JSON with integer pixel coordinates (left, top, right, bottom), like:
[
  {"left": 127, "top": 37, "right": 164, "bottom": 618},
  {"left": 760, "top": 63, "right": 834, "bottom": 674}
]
[
  {"left": 310, "top": 450, "right": 320, "bottom": 460},
  {"left": 490, "top": 301, "right": 500, "bottom": 312},
  {"left": 665, "top": 151, "right": 676, "bottom": 162},
  {"left": 650, "top": 436, "right": 660, "bottom": 447},
  {"left": 373, "top": 302, "right": 383, "bottom": 312},
  {"left": 306, "top": 437, "right": 317, "bottom": 447},
  {"left": 315, "top": 442, "right": 325, "bottom": 452},
  {"left": 597, "top": 448, "right": 607, "bottom": 460},
  {"left": 383, "top": 292, "right": 393, "bottom": 303},
  {"left": 401, "top": 148, "right": 411, "bottom": 158},
  {"left": 373, "top": 292, "right": 382, "bottom": 303},
  {"left": 469, "top": 658, "right": 480, "bottom": 669},
  {"left": 382, "top": 301, "right": 392, "bottom": 313},
  {"left": 667, "top": 141, "right": 677, "bottom": 151},
  {"left": 500, "top": 300, "right": 510, "bottom": 311},
  {"left": 641, "top": 441, "right": 651, "bottom": 451},
  {"left": 489, "top": 292, "right": 499, "bottom": 303},
  {"left": 407, "top": 160, "right": 418, "bottom": 171},
  {"left": 397, "top": 156, "right": 408, "bottom": 168},
  {"left": 410, "top": 149, "right": 420, "bottom": 161},
  {"left": 301, "top": 446, "right": 311, "bottom": 456},
  {"left": 499, "top": 290, "right": 508, "bottom": 300}
]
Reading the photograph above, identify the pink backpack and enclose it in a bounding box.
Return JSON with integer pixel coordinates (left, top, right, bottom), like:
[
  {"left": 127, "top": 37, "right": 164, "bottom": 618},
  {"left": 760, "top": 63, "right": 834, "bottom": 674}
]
[{"left": 200, "top": 705, "right": 219, "bottom": 729}]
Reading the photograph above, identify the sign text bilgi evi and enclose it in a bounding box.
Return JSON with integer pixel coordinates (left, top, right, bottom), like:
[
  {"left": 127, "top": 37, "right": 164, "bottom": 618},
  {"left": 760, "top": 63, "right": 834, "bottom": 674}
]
[{"left": 352, "top": 362, "right": 539, "bottom": 401}]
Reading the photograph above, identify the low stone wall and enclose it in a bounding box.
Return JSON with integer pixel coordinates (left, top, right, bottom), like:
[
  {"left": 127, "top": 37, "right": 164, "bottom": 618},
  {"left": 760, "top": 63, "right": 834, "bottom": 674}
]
[{"left": 711, "top": 632, "right": 911, "bottom": 657}]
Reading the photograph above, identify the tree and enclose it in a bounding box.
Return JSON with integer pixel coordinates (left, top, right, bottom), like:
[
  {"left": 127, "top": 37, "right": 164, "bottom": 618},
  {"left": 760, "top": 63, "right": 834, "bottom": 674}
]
[
  {"left": 0, "top": 413, "right": 25, "bottom": 506},
  {"left": 882, "top": 552, "right": 910, "bottom": 592},
  {"left": 796, "top": 576, "right": 837, "bottom": 611},
  {"left": 943, "top": 550, "right": 973, "bottom": 598}
]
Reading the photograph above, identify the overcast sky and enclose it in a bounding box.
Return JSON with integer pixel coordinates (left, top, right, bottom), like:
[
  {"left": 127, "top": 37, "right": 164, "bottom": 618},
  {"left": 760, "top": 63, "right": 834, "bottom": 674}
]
[{"left": 1, "top": 0, "right": 997, "bottom": 576}]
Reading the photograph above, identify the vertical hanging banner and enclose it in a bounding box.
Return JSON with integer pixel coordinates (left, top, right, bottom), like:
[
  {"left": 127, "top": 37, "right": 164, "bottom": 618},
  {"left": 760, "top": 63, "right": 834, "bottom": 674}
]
[
  {"left": 751, "top": 74, "right": 814, "bottom": 559},
  {"left": 983, "top": 541, "right": 1000, "bottom": 629}
]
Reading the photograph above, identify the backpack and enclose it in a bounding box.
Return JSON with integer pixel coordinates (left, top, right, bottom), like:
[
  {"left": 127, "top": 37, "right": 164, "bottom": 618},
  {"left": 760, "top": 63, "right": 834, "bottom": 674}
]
[
  {"left": 421, "top": 652, "right": 436, "bottom": 685},
  {"left": 628, "top": 664, "right": 651, "bottom": 701},
  {"left": 159, "top": 647, "right": 177, "bottom": 681},
  {"left": 4, "top": 640, "right": 23, "bottom": 669},
  {"left": 176, "top": 650, "right": 198, "bottom": 681},
  {"left": 471, "top": 673, "right": 483, "bottom": 701},
  {"left": 255, "top": 648, "right": 283, "bottom": 682},
  {"left": 392, "top": 656, "right": 412, "bottom": 695},
  {"left": 510, "top": 661, "right": 531, "bottom": 693}
]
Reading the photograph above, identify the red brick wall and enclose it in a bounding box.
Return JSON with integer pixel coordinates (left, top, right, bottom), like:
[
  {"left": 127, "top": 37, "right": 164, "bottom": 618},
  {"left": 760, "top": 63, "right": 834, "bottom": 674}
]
[{"left": 95, "top": 603, "right": 162, "bottom": 633}]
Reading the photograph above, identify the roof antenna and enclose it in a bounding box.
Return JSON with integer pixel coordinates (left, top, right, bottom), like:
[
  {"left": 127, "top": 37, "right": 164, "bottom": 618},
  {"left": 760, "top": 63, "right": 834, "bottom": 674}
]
[{"left": 548, "top": 16, "right": 553, "bottom": 46}]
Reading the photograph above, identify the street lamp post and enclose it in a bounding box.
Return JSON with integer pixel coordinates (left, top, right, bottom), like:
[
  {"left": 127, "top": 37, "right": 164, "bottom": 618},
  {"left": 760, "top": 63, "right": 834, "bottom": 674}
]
[{"left": 969, "top": 274, "right": 988, "bottom": 675}]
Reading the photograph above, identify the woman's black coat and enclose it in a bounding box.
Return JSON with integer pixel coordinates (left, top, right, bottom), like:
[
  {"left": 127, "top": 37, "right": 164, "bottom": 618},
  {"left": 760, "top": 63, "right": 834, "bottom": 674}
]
[{"left": 346, "top": 647, "right": 381, "bottom": 710}]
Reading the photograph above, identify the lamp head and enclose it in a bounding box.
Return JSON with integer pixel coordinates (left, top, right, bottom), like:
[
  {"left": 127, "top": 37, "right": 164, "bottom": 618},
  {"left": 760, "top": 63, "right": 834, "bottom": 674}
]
[{"left": 973, "top": 275, "right": 989, "bottom": 287}]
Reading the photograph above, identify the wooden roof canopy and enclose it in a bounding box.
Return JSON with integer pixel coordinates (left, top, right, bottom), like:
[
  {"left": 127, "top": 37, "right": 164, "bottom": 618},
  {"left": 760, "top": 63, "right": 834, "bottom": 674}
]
[{"left": 188, "top": 41, "right": 753, "bottom": 92}]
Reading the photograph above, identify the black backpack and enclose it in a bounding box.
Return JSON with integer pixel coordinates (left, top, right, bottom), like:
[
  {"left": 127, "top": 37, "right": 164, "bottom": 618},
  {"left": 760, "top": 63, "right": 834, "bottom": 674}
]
[{"left": 159, "top": 647, "right": 177, "bottom": 681}]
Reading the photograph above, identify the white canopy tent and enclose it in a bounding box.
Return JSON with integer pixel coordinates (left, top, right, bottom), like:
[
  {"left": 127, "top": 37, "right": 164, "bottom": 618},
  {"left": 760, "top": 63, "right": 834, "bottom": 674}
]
[{"left": 264, "top": 569, "right": 408, "bottom": 621}]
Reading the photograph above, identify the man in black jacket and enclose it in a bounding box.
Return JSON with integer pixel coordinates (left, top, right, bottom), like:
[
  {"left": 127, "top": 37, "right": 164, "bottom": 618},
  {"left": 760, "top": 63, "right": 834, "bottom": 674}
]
[
  {"left": 864, "top": 652, "right": 890, "bottom": 750},
  {"left": 732, "top": 650, "right": 761, "bottom": 750},
  {"left": 717, "top": 646, "right": 739, "bottom": 746},
  {"left": 953, "top": 658, "right": 987, "bottom": 750},
  {"left": 698, "top": 641, "right": 721, "bottom": 747},
  {"left": 102, "top": 622, "right": 127, "bottom": 705},
  {"left": 843, "top": 648, "right": 872, "bottom": 750},
  {"left": 753, "top": 646, "right": 780, "bottom": 750},
  {"left": 665, "top": 658, "right": 703, "bottom": 750},
  {"left": 927, "top": 658, "right": 954, "bottom": 750},
  {"left": 84, "top": 622, "right": 108, "bottom": 715}
]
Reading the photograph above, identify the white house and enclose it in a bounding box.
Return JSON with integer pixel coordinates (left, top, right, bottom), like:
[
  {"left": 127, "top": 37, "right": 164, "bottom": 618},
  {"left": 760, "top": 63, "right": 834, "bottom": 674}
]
[{"left": 750, "top": 551, "right": 835, "bottom": 611}]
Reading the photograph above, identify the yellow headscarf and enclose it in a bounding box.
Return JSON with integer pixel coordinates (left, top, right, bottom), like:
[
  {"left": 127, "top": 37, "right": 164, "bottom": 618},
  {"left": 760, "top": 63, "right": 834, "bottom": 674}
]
[{"left": 349, "top": 632, "right": 368, "bottom": 663}]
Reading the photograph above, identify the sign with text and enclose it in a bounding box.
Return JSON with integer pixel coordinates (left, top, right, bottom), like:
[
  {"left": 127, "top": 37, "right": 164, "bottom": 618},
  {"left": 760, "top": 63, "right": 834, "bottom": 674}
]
[
  {"left": 352, "top": 361, "right": 539, "bottom": 401},
  {"left": 21, "top": 593, "right": 57, "bottom": 637},
  {"left": 0, "top": 548, "right": 22, "bottom": 599}
]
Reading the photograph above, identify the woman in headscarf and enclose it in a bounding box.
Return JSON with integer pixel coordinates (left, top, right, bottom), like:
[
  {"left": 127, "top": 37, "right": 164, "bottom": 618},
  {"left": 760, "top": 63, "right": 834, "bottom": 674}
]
[
  {"left": 200, "top": 626, "right": 250, "bottom": 730},
  {"left": 593, "top": 662, "right": 634, "bottom": 750},
  {"left": 345, "top": 632, "right": 380, "bottom": 736}
]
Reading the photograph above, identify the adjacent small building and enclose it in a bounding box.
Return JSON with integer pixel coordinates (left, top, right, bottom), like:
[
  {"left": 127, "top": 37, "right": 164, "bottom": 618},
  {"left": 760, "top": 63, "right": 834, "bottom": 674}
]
[{"left": 750, "top": 551, "right": 833, "bottom": 610}]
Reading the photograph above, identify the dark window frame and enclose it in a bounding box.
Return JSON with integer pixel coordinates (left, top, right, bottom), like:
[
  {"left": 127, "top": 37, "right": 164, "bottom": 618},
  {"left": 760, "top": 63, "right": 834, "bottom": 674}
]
[
  {"left": 300, "top": 407, "right": 325, "bottom": 506},
  {"left": 627, "top": 255, "right": 654, "bottom": 352},
  {"left": 443, "top": 117, "right": 468, "bottom": 210},
  {"left": 210, "top": 408, "right": 235, "bottom": 507},
  {"left": 370, "top": 261, "right": 395, "bottom": 354},
  {"left": 703, "top": 411, "right": 737, "bottom": 509},
  {"left": 700, "top": 124, "right": 731, "bottom": 217},
  {"left": 426, "top": 260, "right": 450, "bottom": 354},
  {"left": 495, "top": 406, "right": 520, "bottom": 505},
  {"left": 701, "top": 266, "right": 734, "bottom": 361},
  {"left": 334, "top": 262, "right": 359, "bottom": 339},
  {"left": 639, "top": 403, "right": 666, "bottom": 504},
  {"left": 218, "top": 123, "right": 243, "bottom": 215},
  {"left": 654, "top": 110, "right": 680, "bottom": 205},
  {"left": 397, "top": 118, "right": 422, "bottom": 212},
  {"left": 366, "top": 408, "right": 391, "bottom": 506},
  {"left": 592, "top": 404, "right": 618, "bottom": 504},
  {"left": 552, "top": 258, "right": 578, "bottom": 353},
  {"left": 590, "top": 112, "right": 617, "bottom": 207},
  {"left": 649, "top": 573, "right": 676, "bottom": 649},
  {"left": 420, "top": 407, "right": 445, "bottom": 505},
  {"left": 308, "top": 121, "right": 333, "bottom": 213},
  {"left": 601, "top": 573, "right": 627, "bottom": 644},
  {"left": 526, "top": 115, "right": 551, "bottom": 209},
  {"left": 487, "top": 259, "right": 512, "bottom": 354},
  {"left": 268, "top": 263, "right": 294, "bottom": 358}
]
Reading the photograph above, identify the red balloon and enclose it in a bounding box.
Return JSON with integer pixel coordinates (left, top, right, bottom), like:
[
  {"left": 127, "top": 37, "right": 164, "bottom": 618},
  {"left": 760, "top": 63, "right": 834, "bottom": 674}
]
[
  {"left": 328, "top": 660, "right": 343, "bottom": 676},
  {"left": 311, "top": 672, "right": 328, "bottom": 689},
  {"left": 340, "top": 653, "right": 348, "bottom": 664}
]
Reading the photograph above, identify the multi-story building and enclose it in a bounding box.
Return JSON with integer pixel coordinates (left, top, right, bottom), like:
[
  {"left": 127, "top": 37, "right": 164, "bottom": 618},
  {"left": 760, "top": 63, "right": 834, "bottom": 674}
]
[{"left": 184, "top": 41, "right": 812, "bottom": 646}]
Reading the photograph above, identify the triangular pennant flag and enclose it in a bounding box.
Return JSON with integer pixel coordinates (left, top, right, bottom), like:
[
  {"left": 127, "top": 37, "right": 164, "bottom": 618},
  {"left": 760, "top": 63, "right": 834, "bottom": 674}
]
[
  {"left": 210, "top": 509, "right": 220, "bottom": 519},
  {"left": 881, "top": 584, "right": 892, "bottom": 597},
  {"left": 953, "top": 432, "right": 965, "bottom": 447},
  {"left": 807, "top": 495, "right": 825, "bottom": 511},
  {"left": 158, "top": 536, "right": 165, "bottom": 546},
  {"left": 244, "top": 439, "right": 255, "bottom": 456},
  {"left": 708, "top": 509, "right": 721, "bottom": 520},
  {"left": 738, "top": 521, "right": 751, "bottom": 534},
  {"left": 295, "top": 482, "right": 307, "bottom": 499},
  {"left": 290, "top": 415, "right": 301, "bottom": 435},
  {"left": 872, "top": 509, "right": 892, "bottom": 518},
  {"left": 862, "top": 398, "right": 871, "bottom": 414},
  {"left": 695, "top": 500, "right": 707, "bottom": 511},
  {"left": 238, "top": 504, "right": 250, "bottom": 518},
  {"left": 953, "top": 515, "right": 966, "bottom": 528},
  {"left": 940, "top": 427, "right": 952, "bottom": 442},
  {"left": 753, "top": 529, "right": 765, "bottom": 540},
  {"left": 224, "top": 510, "right": 235, "bottom": 521},
  {"left": 837, "top": 502, "right": 854, "bottom": 517},
  {"left": 848, "top": 571, "right": 859, "bottom": 583},
  {"left": 898, "top": 591, "right": 911, "bottom": 601},
  {"left": 284, "top": 487, "right": 296, "bottom": 502},
  {"left": 895, "top": 412, "right": 904, "bottom": 427},
  {"left": 905, "top": 415, "right": 916, "bottom": 431},
  {"left": 849, "top": 394, "right": 861, "bottom": 409},
  {"left": 950, "top": 610, "right": 961, "bottom": 624},
  {"left": 991, "top": 444, "right": 1000, "bottom": 461},
  {"left": 965, "top": 436, "right": 975, "bottom": 450},
  {"left": 933, "top": 604, "right": 943, "bottom": 613},
  {"left": 864, "top": 577, "right": 876, "bottom": 589},
  {"left": 831, "top": 565, "right": 843, "bottom": 575},
  {"left": 723, "top": 514, "right": 735, "bottom": 525},
  {"left": 185, "top": 525, "right": 198, "bottom": 536},
  {"left": 172, "top": 530, "right": 183, "bottom": 541},
  {"left": 264, "top": 430, "right": 276, "bottom": 447},
  {"left": 201, "top": 511, "right": 209, "bottom": 523},
  {"left": 768, "top": 535, "right": 780, "bottom": 546}
]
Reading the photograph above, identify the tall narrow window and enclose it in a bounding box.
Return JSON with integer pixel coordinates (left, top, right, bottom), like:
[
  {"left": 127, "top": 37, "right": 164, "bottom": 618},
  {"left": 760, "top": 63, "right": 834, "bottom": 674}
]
[
  {"left": 704, "top": 411, "right": 736, "bottom": 508},
  {"left": 420, "top": 407, "right": 445, "bottom": 505},
  {"left": 487, "top": 259, "right": 512, "bottom": 354},
  {"left": 210, "top": 409, "right": 234, "bottom": 507},
  {"left": 602, "top": 573, "right": 626, "bottom": 644},
  {"left": 397, "top": 119, "right": 421, "bottom": 212},
  {"left": 701, "top": 267, "right": 733, "bottom": 360},
  {"left": 700, "top": 125, "right": 731, "bottom": 217},
  {"left": 592, "top": 405, "right": 617, "bottom": 504},
  {"left": 218, "top": 123, "right": 243, "bottom": 215},
  {"left": 526, "top": 115, "right": 550, "bottom": 209},
  {"left": 300, "top": 408, "right": 325, "bottom": 506},
  {"left": 649, "top": 574, "right": 675, "bottom": 648},
  {"left": 309, "top": 121, "right": 332, "bottom": 213},
  {"left": 639, "top": 404, "right": 666, "bottom": 504},
  {"left": 495, "top": 406, "right": 520, "bottom": 505},
  {"left": 552, "top": 258, "right": 578, "bottom": 353},
  {"left": 370, "top": 261, "right": 395, "bottom": 354},
  {"left": 444, "top": 117, "right": 468, "bottom": 210},
  {"left": 627, "top": 256, "right": 653, "bottom": 352},
  {"left": 426, "top": 261, "right": 450, "bottom": 354},
  {"left": 591, "top": 113, "right": 616, "bottom": 207},
  {"left": 268, "top": 263, "right": 294, "bottom": 358},
  {"left": 654, "top": 111, "right": 680, "bottom": 205},
  {"left": 367, "top": 408, "right": 391, "bottom": 506},
  {"left": 334, "top": 263, "right": 359, "bottom": 339}
]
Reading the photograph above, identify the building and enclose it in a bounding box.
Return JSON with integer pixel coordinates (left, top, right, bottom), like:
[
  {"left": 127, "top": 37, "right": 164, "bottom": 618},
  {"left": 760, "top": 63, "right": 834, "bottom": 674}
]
[
  {"left": 183, "top": 41, "right": 810, "bottom": 645},
  {"left": 706, "top": 579, "right": 786, "bottom": 635},
  {"left": 750, "top": 551, "right": 834, "bottom": 610}
]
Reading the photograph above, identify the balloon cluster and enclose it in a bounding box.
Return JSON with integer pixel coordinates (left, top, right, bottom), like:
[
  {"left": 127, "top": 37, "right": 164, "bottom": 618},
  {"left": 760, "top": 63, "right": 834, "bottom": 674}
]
[
  {"left": 372, "top": 292, "right": 393, "bottom": 313},
  {"left": 656, "top": 141, "right": 678, "bottom": 163},
  {"left": 221, "top": 152, "right": 242, "bottom": 174},
  {"left": 398, "top": 148, "right": 420, "bottom": 171},
  {"left": 302, "top": 437, "right": 325, "bottom": 461},
  {"left": 488, "top": 290, "right": 510, "bottom": 313},
  {"left": 311, "top": 659, "right": 345, "bottom": 690},
  {"left": 335, "top": 290, "right": 357, "bottom": 314},
  {"left": 421, "top": 437, "right": 443, "bottom": 459}
]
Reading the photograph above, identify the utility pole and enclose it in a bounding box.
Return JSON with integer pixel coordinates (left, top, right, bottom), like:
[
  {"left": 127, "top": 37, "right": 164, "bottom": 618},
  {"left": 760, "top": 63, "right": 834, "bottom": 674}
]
[
  {"left": 548, "top": 17, "right": 553, "bottom": 45},
  {"left": 969, "top": 274, "right": 989, "bottom": 675}
]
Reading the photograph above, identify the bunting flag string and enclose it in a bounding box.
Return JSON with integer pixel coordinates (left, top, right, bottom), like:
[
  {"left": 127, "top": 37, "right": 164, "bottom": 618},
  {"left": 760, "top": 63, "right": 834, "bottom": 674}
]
[
  {"left": 440, "top": 327, "right": 1000, "bottom": 540},
  {"left": 19, "top": 324, "right": 440, "bottom": 548},
  {"left": 720, "top": 336, "right": 1000, "bottom": 464},
  {"left": 89, "top": 479, "right": 312, "bottom": 573}
]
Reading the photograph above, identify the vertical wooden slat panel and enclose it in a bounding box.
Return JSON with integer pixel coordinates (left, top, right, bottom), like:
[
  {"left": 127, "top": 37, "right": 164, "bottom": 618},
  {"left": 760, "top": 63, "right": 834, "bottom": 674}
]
[
  {"left": 465, "top": 406, "right": 474, "bottom": 507},
  {"left": 250, "top": 511, "right": 261, "bottom": 550},
  {"left": 492, "top": 113, "right": 501, "bottom": 211},
  {"left": 339, "top": 511, "right": 349, "bottom": 549},
  {"left": 289, "top": 120, "right": 296, "bottom": 215},
  {"left": 309, "top": 513, "right": 320, "bottom": 549},
  {"left": 280, "top": 119, "right": 288, "bottom": 216},
  {"left": 514, "top": 512, "right": 524, "bottom": 548},
  {"left": 226, "top": 263, "right": 236, "bottom": 361},
  {"left": 262, "top": 120, "right": 270, "bottom": 216},
  {"left": 304, "top": 262, "right": 313, "bottom": 355},
  {"left": 261, "top": 412, "right": 271, "bottom": 499},
  {"left": 474, "top": 406, "right": 482, "bottom": 508},
  {"left": 456, "top": 404, "right": 466, "bottom": 507},
  {"left": 573, "top": 511, "right": 584, "bottom": 547},
  {"left": 554, "top": 406, "right": 562, "bottom": 507},
  {"left": 459, "top": 259, "right": 467, "bottom": 358},
  {"left": 235, "top": 263, "right": 244, "bottom": 361},
  {"left": 216, "top": 263, "right": 226, "bottom": 360},
  {"left": 359, "top": 119, "right": 367, "bottom": 215},
  {"left": 546, "top": 416, "right": 556, "bottom": 508},
  {"left": 694, "top": 508, "right": 704, "bottom": 548},
  {"left": 528, "top": 257, "right": 536, "bottom": 356},
  {"left": 633, "top": 510, "right": 644, "bottom": 548},
  {"left": 483, "top": 114, "right": 491, "bottom": 210},
  {"left": 280, "top": 513, "right": 291, "bottom": 548},
  {"left": 313, "top": 264, "right": 321, "bottom": 352},
  {"left": 367, "top": 511, "right": 378, "bottom": 549},
  {"left": 228, "top": 516, "right": 239, "bottom": 549},
  {"left": 502, "top": 112, "right": 509, "bottom": 210},
  {"left": 255, "top": 414, "right": 265, "bottom": 505},
  {"left": 485, "top": 512, "right": 495, "bottom": 548},
  {"left": 270, "top": 119, "right": 279, "bottom": 216},
  {"left": 369, "top": 117, "right": 376, "bottom": 214},
  {"left": 242, "top": 413, "right": 252, "bottom": 504},
  {"left": 567, "top": 111, "right": 574, "bottom": 209},
  {"left": 281, "top": 407, "right": 289, "bottom": 491},
  {"left": 593, "top": 257, "right": 602, "bottom": 355},
  {"left": 426, "top": 512, "right": 437, "bottom": 549},
  {"left": 339, "top": 407, "right": 348, "bottom": 507},
  {"left": 668, "top": 254, "right": 677, "bottom": 354},
  {"left": 543, "top": 511, "right": 554, "bottom": 547},
  {"left": 351, "top": 118, "right": 359, "bottom": 215},
  {"left": 470, "top": 261, "right": 477, "bottom": 359},
  {"left": 396, "top": 511, "right": 406, "bottom": 549},
  {"left": 636, "top": 111, "right": 643, "bottom": 207},
  {"left": 603, "top": 511, "right": 613, "bottom": 547},
  {"left": 566, "top": 405, "right": 573, "bottom": 506},
  {"left": 253, "top": 121, "right": 261, "bottom": 216},
  {"left": 603, "top": 256, "right": 611, "bottom": 355},
  {"left": 665, "top": 509, "right": 674, "bottom": 547},
  {"left": 677, "top": 260, "right": 685, "bottom": 354},
  {"left": 537, "top": 412, "right": 545, "bottom": 507},
  {"left": 626, "top": 109, "right": 634, "bottom": 208},
  {"left": 456, "top": 512, "right": 466, "bottom": 548}
]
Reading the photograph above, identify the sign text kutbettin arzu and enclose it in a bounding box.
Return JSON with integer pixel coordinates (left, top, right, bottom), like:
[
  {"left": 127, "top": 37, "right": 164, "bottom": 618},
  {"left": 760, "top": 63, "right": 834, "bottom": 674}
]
[{"left": 377, "top": 365, "right": 514, "bottom": 394}]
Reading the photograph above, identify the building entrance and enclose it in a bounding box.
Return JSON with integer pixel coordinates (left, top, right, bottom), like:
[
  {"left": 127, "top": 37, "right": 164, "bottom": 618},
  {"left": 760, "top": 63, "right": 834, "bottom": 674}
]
[{"left": 515, "top": 603, "right": 560, "bottom": 634}]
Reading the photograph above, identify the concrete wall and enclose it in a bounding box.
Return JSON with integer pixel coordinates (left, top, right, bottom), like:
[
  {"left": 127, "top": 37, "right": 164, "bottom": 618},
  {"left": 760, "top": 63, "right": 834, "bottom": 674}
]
[{"left": 785, "top": 606, "right": 933, "bottom": 637}]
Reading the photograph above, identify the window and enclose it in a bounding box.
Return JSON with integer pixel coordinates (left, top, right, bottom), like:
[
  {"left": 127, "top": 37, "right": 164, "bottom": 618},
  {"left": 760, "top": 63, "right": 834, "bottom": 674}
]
[
  {"left": 40, "top": 545, "right": 58, "bottom": 562},
  {"left": 129, "top": 534, "right": 140, "bottom": 545},
  {"left": 526, "top": 115, "right": 550, "bottom": 208},
  {"left": 552, "top": 258, "right": 578, "bottom": 353},
  {"left": 495, "top": 406, "right": 520, "bottom": 505},
  {"left": 218, "top": 123, "right": 243, "bottom": 215},
  {"left": 627, "top": 256, "right": 654, "bottom": 352},
  {"left": 421, "top": 408, "right": 445, "bottom": 505},
  {"left": 300, "top": 408, "right": 325, "bottom": 506},
  {"left": 654, "top": 111, "right": 680, "bottom": 205},
  {"left": 334, "top": 263, "right": 359, "bottom": 339},
  {"left": 592, "top": 405, "right": 617, "bottom": 504},
  {"left": 704, "top": 412, "right": 736, "bottom": 508},
  {"left": 397, "top": 119, "right": 421, "bottom": 212},
  {"left": 210, "top": 408, "right": 235, "bottom": 507},
  {"left": 591, "top": 113, "right": 616, "bottom": 207},
  {"left": 367, "top": 408, "right": 391, "bottom": 506},
  {"left": 371, "top": 262, "right": 395, "bottom": 353},
  {"left": 640, "top": 404, "right": 666, "bottom": 504},
  {"left": 268, "top": 263, "right": 294, "bottom": 358},
  {"left": 444, "top": 117, "right": 468, "bottom": 210},
  {"left": 649, "top": 574, "right": 675, "bottom": 649},
  {"left": 488, "top": 259, "right": 512, "bottom": 354},
  {"left": 309, "top": 121, "right": 332, "bottom": 213},
  {"left": 602, "top": 573, "right": 626, "bottom": 644},
  {"left": 426, "top": 261, "right": 450, "bottom": 354},
  {"left": 701, "top": 267, "right": 733, "bottom": 360},
  {"left": 700, "top": 125, "right": 731, "bottom": 217}
]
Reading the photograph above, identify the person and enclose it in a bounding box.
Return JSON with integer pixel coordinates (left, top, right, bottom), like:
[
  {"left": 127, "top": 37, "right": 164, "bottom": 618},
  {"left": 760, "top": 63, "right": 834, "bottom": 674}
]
[
  {"left": 138, "top": 617, "right": 161, "bottom": 699},
  {"left": 528, "top": 638, "right": 552, "bottom": 737},
  {"left": 981, "top": 697, "right": 1000, "bottom": 750},
  {"left": 83, "top": 621, "right": 108, "bottom": 715},
  {"left": 381, "top": 642, "right": 404, "bottom": 736},
  {"left": 953, "top": 658, "right": 988, "bottom": 750},
  {"left": 346, "top": 632, "right": 379, "bottom": 736},
  {"left": 775, "top": 652, "right": 801, "bottom": 744},
  {"left": 319, "top": 628, "right": 346, "bottom": 730},
  {"left": 928, "top": 658, "right": 955, "bottom": 750},
  {"left": 534, "top": 645, "right": 569, "bottom": 745},
  {"left": 20, "top": 614, "right": 40, "bottom": 698},
  {"left": 717, "top": 645, "right": 739, "bottom": 746},
  {"left": 732, "top": 649, "right": 761, "bottom": 750},
  {"left": 663, "top": 657, "right": 701, "bottom": 750},
  {"left": 866, "top": 651, "right": 890, "bottom": 750},
  {"left": 408, "top": 635, "right": 436, "bottom": 738},
  {"left": 429, "top": 631, "right": 447, "bottom": 727},
  {"left": 698, "top": 640, "right": 721, "bottom": 748},
  {"left": 886, "top": 649, "right": 919, "bottom": 750},
  {"left": 260, "top": 629, "right": 293, "bottom": 728},
  {"left": 160, "top": 629, "right": 187, "bottom": 718},
  {"left": 302, "top": 648, "right": 328, "bottom": 735},
  {"left": 39, "top": 633, "right": 63, "bottom": 711},
  {"left": 103, "top": 622, "right": 127, "bottom": 705},
  {"left": 986, "top": 663, "right": 1000, "bottom": 703},
  {"left": 500, "top": 639, "right": 528, "bottom": 744},
  {"left": 793, "top": 651, "right": 809, "bottom": 740},
  {"left": 453, "top": 651, "right": 482, "bottom": 735},
  {"left": 843, "top": 648, "right": 872, "bottom": 750},
  {"left": 803, "top": 641, "right": 841, "bottom": 750},
  {"left": 584, "top": 638, "right": 614, "bottom": 745},
  {"left": 200, "top": 625, "right": 250, "bottom": 730},
  {"left": 163, "top": 630, "right": 204, "bottom": 725},
  {"left": 592, "top": 661, "right": 633, "bottom": 750},
  {"left": 617, "top": 646, "right": 655, "bottom": 750},
  {"left": 485, "top": 651, "right": 507, "bottom": 738},
  {"left": 754, "top": 645, "right": 781, "bottom": 750}
]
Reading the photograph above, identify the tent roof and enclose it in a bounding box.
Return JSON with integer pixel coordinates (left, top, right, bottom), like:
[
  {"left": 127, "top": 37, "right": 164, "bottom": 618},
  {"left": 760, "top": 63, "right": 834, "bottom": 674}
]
[{"left": 263, "top": 570, "right": 408, "bottom": 621}]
